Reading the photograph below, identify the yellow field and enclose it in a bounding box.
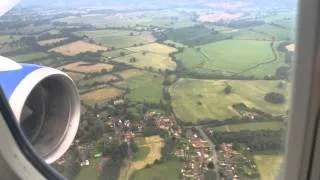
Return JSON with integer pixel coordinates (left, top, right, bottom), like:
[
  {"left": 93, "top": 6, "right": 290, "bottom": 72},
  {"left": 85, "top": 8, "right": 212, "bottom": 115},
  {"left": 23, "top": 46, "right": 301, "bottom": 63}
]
[
  {"left": 119, "top": 136, "right": 164, "bottom": 180},
  {"left": 49, "top": 40, "right": 108, "bottom": 56},
  {"left": 60, "top": 61, "right": 114, "bottom": 73},
  {"left": 115, "top": 69, "right": 145, "bottom": 80},
  {"left": 81, "top": 87, "right": 124, "bottom": 105},
  {"left": 126, "top": 43, "right": 177, "bottom": 55},
  {"left": 254, "top": 154, "right": 283, "bottom": 180},
  {"left": 37, "top": 37, "right": 68, "bottom": 46}
]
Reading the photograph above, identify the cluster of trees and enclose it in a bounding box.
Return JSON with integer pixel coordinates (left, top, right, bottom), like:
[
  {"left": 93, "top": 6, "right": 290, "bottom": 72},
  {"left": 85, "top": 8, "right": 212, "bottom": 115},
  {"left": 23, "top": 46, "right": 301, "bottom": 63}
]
[
  {"left": 264, "top": 92, "right": 286, "bottom": 104},
  {"left": 212, "top": 130, "right": 284, "bottom": 152}
]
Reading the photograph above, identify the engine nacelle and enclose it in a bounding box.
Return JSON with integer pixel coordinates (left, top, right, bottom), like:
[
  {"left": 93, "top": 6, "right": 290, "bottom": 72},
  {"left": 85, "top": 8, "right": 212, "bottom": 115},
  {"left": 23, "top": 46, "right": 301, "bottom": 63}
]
[{"left": 0, "top": 56, "right": 80, "bottom": 164}]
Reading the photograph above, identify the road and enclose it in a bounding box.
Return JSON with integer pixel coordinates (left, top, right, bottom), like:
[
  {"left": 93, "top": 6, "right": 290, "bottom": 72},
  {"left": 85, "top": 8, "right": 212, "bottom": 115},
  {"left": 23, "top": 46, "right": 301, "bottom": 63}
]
[{"left": 194, "top": 126, "right": 220, "bottom": 179}]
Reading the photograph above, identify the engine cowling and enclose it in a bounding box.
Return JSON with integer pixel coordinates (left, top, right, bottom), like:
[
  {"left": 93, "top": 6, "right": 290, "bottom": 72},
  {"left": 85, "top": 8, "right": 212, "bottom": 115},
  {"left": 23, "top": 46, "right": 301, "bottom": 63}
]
[{"left": 0, "top": 56, "right": 80, "bottom": 164}]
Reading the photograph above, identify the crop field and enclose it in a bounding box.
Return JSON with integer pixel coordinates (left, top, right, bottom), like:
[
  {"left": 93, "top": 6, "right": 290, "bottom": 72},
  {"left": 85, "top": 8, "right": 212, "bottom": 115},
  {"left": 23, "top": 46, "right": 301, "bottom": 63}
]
[
  {"left": 126, "top": 43, "right": 177, "bottom": 55},
  {"left": 9, "top": 52, "right": 49, "bottom": 62},
  {"left": 119, "top": 136, "right": 164, "bottom": 180},
  {"left": 169, "top": 79, "right": 289, "bottom": 123},
  {"left": 102, "top": 49, "right": 132, "bottom": 59},
  {"left": 75, "top": 30, "right": 155, "bottom": 48},
  {"left": 253, "top": 154, "right": 283, "bottom": 180},
  {"left": 81, "top": 87, "right": 124, "bottom": 106},
  {"left": 37, "top": 37, "right": 68, "bottom": 46},
  {"left": 59, "top": 61, "right": 114, "bottom": 73},
  {"left": 115, "top": 71, "right": 164, "bottom": 103},
  {"left": 49, "top": 40, "right": 108, "bottom": 56},
  {"left": 65, "top": 72, "right": 85, "bottom": 81},
  {"left": 78, "top": 74, "right": 119, "bottom": 87},
  {"left": 130, "top": 160, "right": 182, "bottom": 180},
  {"left": 175, "top": 40, "right": 274, "bottom": 74},
  {"left": 165, "top": 25, "right": 233, "bottom": 46},
  {"left": 115, "top": 69, "right": 145, "bottom": 80},
  {"left": 113, "top": 52, "right": 176, "bottom": 71},
  {"left": 210, "top": 122, "right": 283, "bottom": 132}
]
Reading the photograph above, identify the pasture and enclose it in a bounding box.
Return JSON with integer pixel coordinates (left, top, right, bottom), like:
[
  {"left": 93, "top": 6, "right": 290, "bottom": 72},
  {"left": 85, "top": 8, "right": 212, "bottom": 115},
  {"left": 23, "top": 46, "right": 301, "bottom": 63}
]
[
  {"left": 115, "top": 69, "right": 144, "bottom": 80},
  {"left": 49, "top": 40, "right": 108, "bottom": 56},
  {"left": 81, "top": 87, "right": 124, "bottom": 106},
  {"left": 126, "top": 43, "right": 177, "bottom": 55},
  {"left": 75, "top": 30, "right": 155, "bottom": 48},
  {"left": 165, "top": 25, "right": 233, "bottom": 46},
  {"left": 210, "top": 122, "right": 283, "bottom": 132},
  {"left": 251, "top": 24, "right": 292, "bottom": 41},
  {"left": 102, "top": 49, "right": 132, "bottom": 59},
  {"left": 113, "top": 52, "right": 176, "bottom": 71},
  {"left": 130, "top": 160, "right": 182, "bottom": 180},
  {"left": 174, "top": 40, "right": 274, "bottom": 75},
  {"left": 65, "top": 72, "right": 85, "bottom": 81},
  {"left": 115, "top": 71, "right": 164, "bottom": 103},
  {"left": 37, "top": 37, "right": 68, "bottom": 46},
  {"left": 59, "top": 61, "right": 114, "bottom": 73},
  {"left": 253, "top": 154, "right": 283, "bottom": 180},
  {"left": 169, "top": 79, "right": 289, "bottom": 123},
  {"left": 9, "top": 52, "right": 49, "bottom": 62}
]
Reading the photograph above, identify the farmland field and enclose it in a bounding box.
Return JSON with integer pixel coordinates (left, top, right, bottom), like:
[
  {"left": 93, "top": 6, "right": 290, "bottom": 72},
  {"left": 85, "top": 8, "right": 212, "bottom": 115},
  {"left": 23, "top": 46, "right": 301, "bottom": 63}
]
[
  {"left": 251, "top": 24, "right": 292, "bottom": 41},
  {"left": 78, "top": 74, "right": 119, "bottom": 87},
  {"left": 60, "top": 61, "right": 114, "bottom": 73},
  {"left": 133, "top": 146, "right": 150, "bottom": 161},
  {"left": 66, "top": 72, "right": 85, "bottom": 81},
  {"left": 102, "top": 49, "right": 133, "bottom": 59},
  {"left": 9, "top": 52, "right": 49, "bottom": 62},
  {"left": 210, "top": 122, "right": 283, "bottom": 132},
  {"left": 37, "top": 37, "right": 68, "bottom": 46},
  {"left": 115, "top": 71, "right": 164, "bottom": 103},
  {"left": 113, "top": 52, "right": 176, "bottom": 71},
  {"left": 169, "top": 79, "right": 289, "bottom": 123},
  {"left": 174, "top": 39, "right": 275, "bottom": 75},
  {"left": 115, "top": 69, "right": 144, "bottom": 80},
  {"left": 0, "top": 35, "right": 20, "bottom": 43},
  {"left": 81, "top": 87, "right": 124, "bottom": 106},
  {"left": 49, "top": 40, "right": 108, "bottom": 56},
  {"left": 75, "top": 30, "right": 155, "bottom": 48},
  {"left": 130, "top": 160, "right": 182, "bottom": 180},
  {"left": 253, "top": 154, "right": 283, "bottom": 180},
  {"left": 126, "top": 43, "right": 177, "bottom": 55}
]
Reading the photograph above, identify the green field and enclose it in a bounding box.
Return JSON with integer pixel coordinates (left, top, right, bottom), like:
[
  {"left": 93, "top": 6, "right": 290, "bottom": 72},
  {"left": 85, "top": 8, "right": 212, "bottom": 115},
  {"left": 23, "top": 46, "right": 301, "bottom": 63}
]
[
  {"left": 0, "top": 35, "right": 20, "bottom": 43},
  {"left": 252, "top": 24, "right": 292, "bottom": 40},
  {"left": 130, "top": 160, "right": 182, "bottom": 180},
  {"left": 133, "top": 147, "right": 151, "bottom": 161},
  {"left": 175, "top": 39, "right": 275, "bottom": 74},
  {"left": 253, "top": 154, "right": 283, "bottom": 180},
  {"left": 232, "top": 30, "right": 272, "bottom": 40},
  {"left": 165, "top": 25, "right": 233, "bottom": 46},
  {"left": 9, "top": 52, "right": 49, "bottom": 62},
  {"left": 116, "top": 72, "right": 164, "bottom": 103},
  {"left": 211, "top": 122, "right": 283, "bottom": 132},
  {"left": 75, "top": 30, "right": 155, "bottom": 48},
  {"left": 76, "top": 158, "right": 101, "bottom": 180},
  {"left": 102, "top": 49, "right": 133, "bottom": 59},
  {"left": 169, "top": 79, "right": 289, "bottom": 123}
]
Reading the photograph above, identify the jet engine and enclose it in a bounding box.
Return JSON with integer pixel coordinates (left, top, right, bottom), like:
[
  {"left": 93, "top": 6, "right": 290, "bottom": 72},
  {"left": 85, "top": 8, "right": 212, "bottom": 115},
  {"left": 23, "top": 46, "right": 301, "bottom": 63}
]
[{"left": 0, "top": 56, "right": 80, "bottom": 164}]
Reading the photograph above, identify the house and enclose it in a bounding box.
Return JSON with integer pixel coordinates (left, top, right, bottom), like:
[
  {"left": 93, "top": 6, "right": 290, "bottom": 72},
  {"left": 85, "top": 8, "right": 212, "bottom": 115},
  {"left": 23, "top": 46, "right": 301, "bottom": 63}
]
[{"left": 114, "top": 99, "right": 125, "bottom": 105}]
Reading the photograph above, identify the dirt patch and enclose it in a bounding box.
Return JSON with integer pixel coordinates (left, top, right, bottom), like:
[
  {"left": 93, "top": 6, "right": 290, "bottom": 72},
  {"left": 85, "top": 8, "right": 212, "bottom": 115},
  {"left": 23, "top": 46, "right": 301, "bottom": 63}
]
[
  {"left": 286, "top": 43, "right": 295, "bottom": 52},
  {"left": 198, "top": 12, "right": 242, "bottom": 23},
  {"left": 49, "top": 40, "right": 108, "bottom": 56},
  {"left": 60, "top": 61, "right": 114, "bottom": 73}
]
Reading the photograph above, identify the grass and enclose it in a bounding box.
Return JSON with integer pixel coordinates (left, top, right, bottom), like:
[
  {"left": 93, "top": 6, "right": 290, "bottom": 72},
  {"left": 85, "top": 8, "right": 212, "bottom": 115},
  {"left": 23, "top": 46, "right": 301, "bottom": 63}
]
[
  {"left": 102, "top": 49, "right": 132, "bottom": 59},
  {"left": 211, "top": 122, "right": 283, "bottom": 132},
  {"left": 126, "top": 43, "right": 177, "bottom": 55},
  {"left": 165, "top": 25, "right": 233, "bottom": 46},
  {"left": 9, "top": 52, "right": 49, "bottom": 62},
  {"left": 175, "top": 40, "right": 274, "bottom": 74},
  {"left": 133, "top": 146, "right": 151, "bottom": 161},
  {"left": 0, "top": 35, "right": 20, "bottom": 43},
  {"left": 115, "top": 71, "right": 164, "bottom": 103},
  {"left": 253, "top": 154, "right": 283, "bottom": 180},
  {"left": 232, "top": 29, "right": 272, "bottom": 40},
  {"left": 169, "top": 79, "right": 289, "bottom": 123},
  {"left": 81, "top": 87, "right": 124, "bottom": 106},
  {"left": 37, "top": 37, "right": 68, "bottom": 46},
  {"left": 115, "top": 69, "right": 145, "bottom": 80},
  {"left": 75, "top": 30, "right": 155, "bottom": 48},
  {"left": 75, "top": 158, "right": 101, "bottom": 180},
  {"left": 49, "top": 40, "right": 108, "bottom": 56},
  {"left": 130, "top": 160, "right": 182, "bottom": 180},
  {"left": 163, "top": 40, "right": 187, "bottom": 48},
  {"left": 113, "top": 52, "right": 176, "bottom": 71},
  {"left": 252, "top": 24, "right": 292, "bottom": 41}
]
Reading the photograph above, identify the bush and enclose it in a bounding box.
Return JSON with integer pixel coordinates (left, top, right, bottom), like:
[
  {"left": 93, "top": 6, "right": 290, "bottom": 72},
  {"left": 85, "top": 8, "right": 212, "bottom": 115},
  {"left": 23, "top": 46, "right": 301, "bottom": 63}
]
[
  {"left": 264, "top": 92, "right": 286, "bottom": 104},
  {"left": 223, "top": 85, "right": 232, "bottom": 94}
]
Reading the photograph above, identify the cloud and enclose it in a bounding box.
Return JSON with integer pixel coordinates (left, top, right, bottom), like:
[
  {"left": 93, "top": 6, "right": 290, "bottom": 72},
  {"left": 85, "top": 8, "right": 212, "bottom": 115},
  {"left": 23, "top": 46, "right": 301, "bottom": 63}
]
[{"left": 0, "top": 0, "right": 20, "bottom": 16}]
